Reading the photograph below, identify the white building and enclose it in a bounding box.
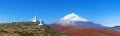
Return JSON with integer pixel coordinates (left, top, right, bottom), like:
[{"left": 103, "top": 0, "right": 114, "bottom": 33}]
[
  {"left": 39, "top": 19, "right": 44, "bottom": 26},
  {"left": 31, "top": 16, "right": 37, "bottom": 22}
]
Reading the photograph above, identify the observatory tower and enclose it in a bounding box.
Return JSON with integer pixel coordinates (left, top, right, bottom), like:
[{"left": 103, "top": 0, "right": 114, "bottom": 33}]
[
  {"left": 31, "top": 16, "right": 37, "bottom": 22},
  {"left": 39, "top": 19, "right": 44, "bottom": 26}
]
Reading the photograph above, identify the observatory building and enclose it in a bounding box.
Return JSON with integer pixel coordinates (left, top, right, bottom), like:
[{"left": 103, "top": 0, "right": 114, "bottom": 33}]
[
  {"left": 39, "top": 19, "right": 44, "bottom": 26},
  {"left": 31, "top": 16, "right": 37, "bottom": 22}
]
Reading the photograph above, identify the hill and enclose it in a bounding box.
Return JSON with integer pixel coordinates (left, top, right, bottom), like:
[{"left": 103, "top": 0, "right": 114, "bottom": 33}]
[
  {"left": 112, "top": 26, "right": 120, "bottom": 29},
  {"left": 0, "top": 22, "right": 66, "bottom": 36},
  {"left": 50, "top": 24, "right": 120, "bottom": 36}
]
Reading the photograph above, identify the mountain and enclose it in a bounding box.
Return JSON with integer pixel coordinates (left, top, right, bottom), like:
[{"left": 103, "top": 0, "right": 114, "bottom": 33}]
[
  {"left": 56, "top": 13, "right": 104, "bottom": 28},
  {"left": 112, "top": 25, "right": 120, "bottom": 29},
  {"left": 0, "top": 22, "right": 66, "bottom": 36},
  {"left": 50, "top": 13, "right": 120, "bottom": 36},
  {"left": 60, "top": 13, "right": 88, "bottom": 22}
]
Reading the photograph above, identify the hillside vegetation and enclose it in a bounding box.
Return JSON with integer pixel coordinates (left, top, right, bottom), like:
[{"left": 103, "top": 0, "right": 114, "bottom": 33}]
[{"left": 0, "top": 22, "right": 66, "bottom": 36}]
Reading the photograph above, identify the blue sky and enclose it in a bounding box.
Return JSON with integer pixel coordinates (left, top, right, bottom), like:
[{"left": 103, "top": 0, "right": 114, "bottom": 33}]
[{"left": 0, "top": 0, "right": 120, "bottom": 27}]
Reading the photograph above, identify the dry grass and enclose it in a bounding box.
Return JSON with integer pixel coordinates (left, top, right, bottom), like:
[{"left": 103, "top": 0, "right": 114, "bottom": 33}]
[{"left": 0, "top": 22, "right": 66, "bottom": 36}]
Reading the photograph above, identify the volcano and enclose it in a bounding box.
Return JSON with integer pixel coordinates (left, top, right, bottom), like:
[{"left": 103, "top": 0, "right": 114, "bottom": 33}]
[{"left": 55, "top": 13, "right": 104, "bottom": 28}]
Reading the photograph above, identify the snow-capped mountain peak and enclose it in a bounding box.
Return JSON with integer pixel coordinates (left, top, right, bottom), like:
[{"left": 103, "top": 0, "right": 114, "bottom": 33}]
[
  {"left": 60, "top": 13, "right": 89, "bottom": 22},
  {"left": 55, "top": 13, "right": 104, "bottom": 27}
]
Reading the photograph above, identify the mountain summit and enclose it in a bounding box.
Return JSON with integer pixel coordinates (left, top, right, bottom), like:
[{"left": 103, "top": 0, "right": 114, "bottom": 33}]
[
  {"left": 60, "top": 13, "right": 88, "bottom": 22},
  {"left": 57, "top": 13, "right": 90, "bottom": 26},
  {"left": 56, "top": 13, "right": 104, "bottom": 27}
]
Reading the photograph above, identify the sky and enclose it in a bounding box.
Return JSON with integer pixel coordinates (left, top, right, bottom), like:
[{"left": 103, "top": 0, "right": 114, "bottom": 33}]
[{"left": 0, "top": 0, "right": 120, "bottom": 27}]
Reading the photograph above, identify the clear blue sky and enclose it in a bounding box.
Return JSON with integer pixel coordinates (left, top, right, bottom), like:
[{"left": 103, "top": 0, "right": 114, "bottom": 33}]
[{"left": 0, "top": 0, "right": 120, "bottom": 27}]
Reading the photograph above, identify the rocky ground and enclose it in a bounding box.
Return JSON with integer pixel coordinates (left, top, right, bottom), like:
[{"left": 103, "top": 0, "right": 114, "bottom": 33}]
[{"left": 0, "top": 22, "right": 66, "bottom": 36}]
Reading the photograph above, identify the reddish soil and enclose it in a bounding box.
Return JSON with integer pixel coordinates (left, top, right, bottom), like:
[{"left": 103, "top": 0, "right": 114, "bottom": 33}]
[{"left": 50, "top": 24, "right": 120, "bottom": 36}]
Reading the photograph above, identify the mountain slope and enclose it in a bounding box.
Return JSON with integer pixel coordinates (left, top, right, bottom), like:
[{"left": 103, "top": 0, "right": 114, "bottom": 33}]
[
  {"left": 50, "top": 24, "right": 120, "bottom": 36},
  {"left": 0, "top": 22, "right": 66, "bottom": 36},
  {"left": 112, "top": 26, "right": 120, "bottom": 29},
  {"left": 56, "top": 13, "right": 104, "bottom": 28}
]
